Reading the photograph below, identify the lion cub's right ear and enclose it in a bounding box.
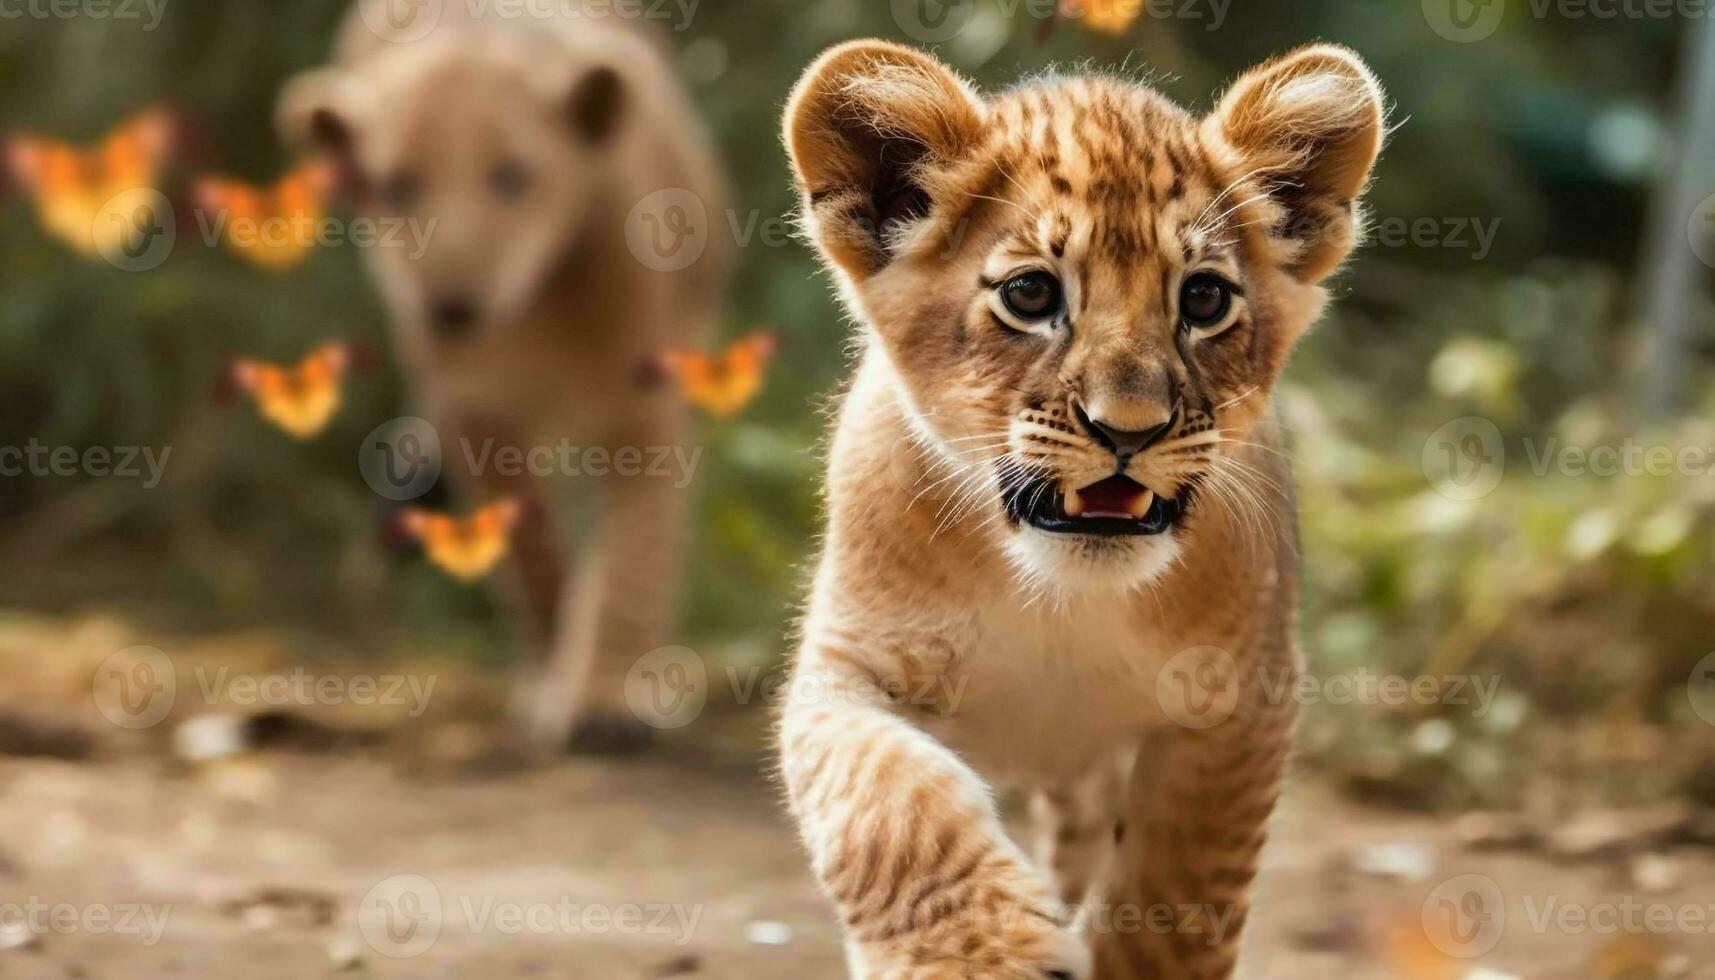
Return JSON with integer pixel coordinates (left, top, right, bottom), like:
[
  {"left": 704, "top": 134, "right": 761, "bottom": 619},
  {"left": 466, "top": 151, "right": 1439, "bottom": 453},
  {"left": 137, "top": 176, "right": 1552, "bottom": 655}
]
[{"left": 784, "top": 40, "right": 985, "bottom": 280}]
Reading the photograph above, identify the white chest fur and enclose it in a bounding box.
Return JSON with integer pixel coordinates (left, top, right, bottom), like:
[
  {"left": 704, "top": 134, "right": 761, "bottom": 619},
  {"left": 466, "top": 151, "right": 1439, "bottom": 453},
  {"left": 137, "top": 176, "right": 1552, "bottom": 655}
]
[{"left": 919, "top": 590, "right": 1176, "bottom": 787}]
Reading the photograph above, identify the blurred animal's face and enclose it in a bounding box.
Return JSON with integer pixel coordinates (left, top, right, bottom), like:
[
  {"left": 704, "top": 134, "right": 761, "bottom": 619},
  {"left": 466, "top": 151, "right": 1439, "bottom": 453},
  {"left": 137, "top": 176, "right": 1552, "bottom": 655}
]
[
  {"left": 786, "top": 43, "right": 1385, "bottom": 591},
  {"left": 282, "top": 34, "right": 625, "bottom": 341}
]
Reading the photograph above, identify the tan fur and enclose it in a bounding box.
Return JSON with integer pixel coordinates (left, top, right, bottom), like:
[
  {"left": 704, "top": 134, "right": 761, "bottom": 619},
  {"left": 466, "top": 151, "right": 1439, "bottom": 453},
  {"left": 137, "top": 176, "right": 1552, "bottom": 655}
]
[
  {"left": 777, "top": 41, "right": 1385, "bottom": 978},
  {"left": 279, "top": 0, "right": 728, "bottom": 751}
]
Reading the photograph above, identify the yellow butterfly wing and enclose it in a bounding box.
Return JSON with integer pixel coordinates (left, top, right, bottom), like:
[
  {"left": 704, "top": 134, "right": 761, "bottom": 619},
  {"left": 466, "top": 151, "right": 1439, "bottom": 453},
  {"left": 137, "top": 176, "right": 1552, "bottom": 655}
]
[
  {"left": 9, "top": 138, "right": 105, "bottom": 255},
  {"left": 195, "top": 160, "right": 331, "bottom": 271},
  {"left": 405, "top": 500, "right": 520, "bottom": 581},
  {"left": 663, "top": 331, "right": 776, "bottom": 418},
  {"left": 233, "top": 342, "right": 349, "bottom": 440},
  {"left": 8, "top": 109, "right": 172, "bottom": 257}
]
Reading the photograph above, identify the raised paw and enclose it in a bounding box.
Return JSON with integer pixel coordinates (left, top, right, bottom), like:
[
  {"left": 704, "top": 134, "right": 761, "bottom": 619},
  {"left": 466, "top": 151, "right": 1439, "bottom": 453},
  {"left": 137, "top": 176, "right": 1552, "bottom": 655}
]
[{"left": 859, "top": 909, "right": 1090, "bottom": 980}]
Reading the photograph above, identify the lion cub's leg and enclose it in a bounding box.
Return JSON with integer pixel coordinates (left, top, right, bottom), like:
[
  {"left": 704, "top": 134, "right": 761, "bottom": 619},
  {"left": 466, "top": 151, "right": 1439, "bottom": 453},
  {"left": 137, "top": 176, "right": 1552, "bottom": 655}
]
[
  {"left": 1029, "top": 746, "right": 1136, "bottom": 911},
  {"left": 1091, "top": 653, "right": 1296, "bottom": 979},
  {"left": 440, "top": 414, "right": 565, "bottom": 647},
  {"left": 529, "top": 452, "right": 690, "bottom": 753},
  {"left": 436, "top": 413, "right": 566, "bottom": 750},
  {"left": 779, "top": 656, "right": 1089, "bottom": 980}
]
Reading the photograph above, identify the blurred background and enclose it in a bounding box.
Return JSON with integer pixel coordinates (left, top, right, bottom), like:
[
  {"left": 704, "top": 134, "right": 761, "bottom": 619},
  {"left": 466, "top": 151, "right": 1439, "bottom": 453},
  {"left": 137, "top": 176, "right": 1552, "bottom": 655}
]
[{"left": 3, "top": 1, "right": 1715, "bottom": 978}]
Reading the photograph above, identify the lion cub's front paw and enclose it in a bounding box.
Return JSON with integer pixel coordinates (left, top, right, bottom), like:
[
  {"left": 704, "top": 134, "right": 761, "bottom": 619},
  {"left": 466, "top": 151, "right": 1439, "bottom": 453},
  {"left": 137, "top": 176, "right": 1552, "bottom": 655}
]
[{"left": 860, "top": 904, "right": 1090, "bottom": 980}]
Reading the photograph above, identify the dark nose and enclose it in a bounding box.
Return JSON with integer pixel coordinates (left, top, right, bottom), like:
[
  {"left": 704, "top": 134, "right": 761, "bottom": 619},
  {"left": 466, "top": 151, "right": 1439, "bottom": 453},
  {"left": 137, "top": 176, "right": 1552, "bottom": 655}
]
[
  {"left": 1077, "top": 402, "right": 1178, "bottom": 458},
  {"left": 430, "top": 296, "right": 479, "bottom": 338}
]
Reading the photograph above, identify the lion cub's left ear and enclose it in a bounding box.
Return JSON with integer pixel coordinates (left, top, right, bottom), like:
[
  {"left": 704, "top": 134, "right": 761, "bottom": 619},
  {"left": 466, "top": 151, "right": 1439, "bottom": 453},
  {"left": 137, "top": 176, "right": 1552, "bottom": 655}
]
[
  {"left": 784, "top": 40, "right": 985, "bottom": 280},
  {"left": 1204, "top": 44, "right": 1387, "bottom": 283}
]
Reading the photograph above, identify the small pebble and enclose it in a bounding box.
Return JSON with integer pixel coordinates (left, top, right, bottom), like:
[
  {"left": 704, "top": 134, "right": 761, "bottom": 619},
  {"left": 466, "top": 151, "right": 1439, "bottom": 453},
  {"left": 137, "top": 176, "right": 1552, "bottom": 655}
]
[
  {"left": 744, "top": 920, "right": 794, "bottom": 946},
  {"left": 1350, "top": 842, "right": 1437, "bottom": 883},
  {"left": 241, "top": 904, "right": 280, "bottom": 932},
  {"left": 173, "top": 714, "right": 250, "bottom": 762},
  {"left": 1630, "top": 852, "right": 1683, "bottom": 893}
]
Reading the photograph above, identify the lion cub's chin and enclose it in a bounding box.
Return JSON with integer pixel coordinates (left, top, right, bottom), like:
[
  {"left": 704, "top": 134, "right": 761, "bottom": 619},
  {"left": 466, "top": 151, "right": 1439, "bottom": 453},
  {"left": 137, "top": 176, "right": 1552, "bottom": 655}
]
[{"left": 1004, "top": 526, "right": 1184, "bottom": 596}]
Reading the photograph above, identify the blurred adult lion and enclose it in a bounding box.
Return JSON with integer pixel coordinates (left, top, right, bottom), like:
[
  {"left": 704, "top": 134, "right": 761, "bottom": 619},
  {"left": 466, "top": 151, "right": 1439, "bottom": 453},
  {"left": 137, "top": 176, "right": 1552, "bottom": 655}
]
[{"left": 278, "top": 0, "right": 728, "bottom": 753}]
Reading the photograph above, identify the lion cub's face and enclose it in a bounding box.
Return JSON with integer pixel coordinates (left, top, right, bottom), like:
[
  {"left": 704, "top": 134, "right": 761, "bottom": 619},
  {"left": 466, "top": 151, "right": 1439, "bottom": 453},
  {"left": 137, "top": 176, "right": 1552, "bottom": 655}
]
[
  {"left": 281, "top": 33, "right": 627, "bottom": 341},
  {"left": 787, "top": 42, "right": 1385, "bottom": 590}
]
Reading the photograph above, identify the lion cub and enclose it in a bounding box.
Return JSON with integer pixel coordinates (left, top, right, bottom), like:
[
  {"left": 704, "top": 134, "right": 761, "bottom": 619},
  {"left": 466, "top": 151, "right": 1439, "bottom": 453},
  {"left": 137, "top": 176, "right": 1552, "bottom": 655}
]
[
  {"left": 279, "top": 1, "right": 727, "bottom": 751},
  {"left": 778, "top": 41, "right": 1385, "bottom": 978}
]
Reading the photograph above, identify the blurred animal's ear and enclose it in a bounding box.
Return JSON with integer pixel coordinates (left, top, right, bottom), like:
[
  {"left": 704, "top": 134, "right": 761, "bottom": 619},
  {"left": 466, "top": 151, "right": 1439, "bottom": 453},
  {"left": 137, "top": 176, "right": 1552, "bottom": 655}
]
[
  {"left": 567, "top": 65, "right": 625, "bottom": 144},
  {"left": 1204, "top": 44, "right": 1387, "bottom": 283},
  {"left": 277, "top": 68, "right": 370, "bottom": 157},
  {"left": 277, "top": 68, "right": 376, "bottom": 199},
  {"left": 784, "top": 39, "right": 985, "bottom": 280},
  {"left": 541, "top": 33, "right": 650, "bottom": 147}
]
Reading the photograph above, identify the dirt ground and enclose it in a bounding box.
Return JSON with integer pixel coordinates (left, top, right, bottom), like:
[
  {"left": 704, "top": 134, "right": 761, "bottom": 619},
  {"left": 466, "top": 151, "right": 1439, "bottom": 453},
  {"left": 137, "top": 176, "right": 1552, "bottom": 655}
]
[{"left": 2, "top": 742, "right": 1713, "bottom": 980}]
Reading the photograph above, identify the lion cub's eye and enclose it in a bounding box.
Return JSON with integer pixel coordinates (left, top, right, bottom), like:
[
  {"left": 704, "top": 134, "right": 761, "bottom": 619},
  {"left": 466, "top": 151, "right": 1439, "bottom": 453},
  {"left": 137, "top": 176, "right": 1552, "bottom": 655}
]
[
  {"left": 1179, "top": 272, "right": 1236, "bottom": 331},
  {"left": 999, "top": 272, "right": 1062, "bottom": 321},
  {"left": 489, "top": 159, "right": 531, "bottom": 202}
]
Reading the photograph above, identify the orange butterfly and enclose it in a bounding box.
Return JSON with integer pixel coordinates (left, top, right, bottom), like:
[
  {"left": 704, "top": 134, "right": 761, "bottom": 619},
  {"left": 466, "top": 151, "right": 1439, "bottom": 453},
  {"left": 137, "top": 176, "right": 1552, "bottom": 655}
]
[
  {"left": 193, "top": 159, "right": 334, "bottom": 271},
  {"left": 225, "top": 342, "right": 354, "bottom": 440},
  {"left": 654, "top": 331, "right": 776, "bottom": 418},
  {"left": 1062, "top": 0, "right": 1144, "bottom": 35},
  {"left": 396, "top": 499, "right": 522, "bottom": 581},
  {"left": 5, "top": 108, "right": 175, "bottom": 258}
]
